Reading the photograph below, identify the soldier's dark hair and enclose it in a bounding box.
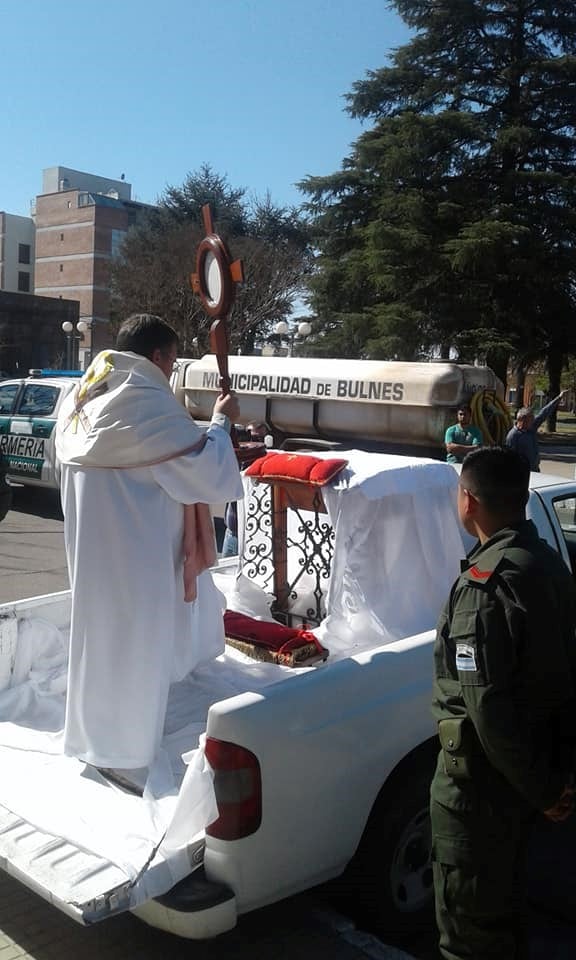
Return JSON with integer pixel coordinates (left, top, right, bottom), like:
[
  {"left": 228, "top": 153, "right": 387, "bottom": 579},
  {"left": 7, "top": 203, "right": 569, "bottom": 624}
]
[
  {"left": 460, "top": 446, "right": 529, "bottom": 517},
  {"left": 116, "top": 314, "right": 178, "bottom": 360}
]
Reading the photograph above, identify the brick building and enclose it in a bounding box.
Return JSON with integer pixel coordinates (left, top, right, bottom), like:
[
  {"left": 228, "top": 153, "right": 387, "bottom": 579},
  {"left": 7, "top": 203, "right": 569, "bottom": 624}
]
[{"left": 34, "top": 167, "right": 151, "bottom": 368}]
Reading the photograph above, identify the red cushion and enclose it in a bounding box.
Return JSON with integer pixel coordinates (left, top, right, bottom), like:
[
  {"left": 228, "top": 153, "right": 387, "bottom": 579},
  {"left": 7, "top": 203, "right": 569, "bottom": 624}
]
[
  {"left": 244, "top": 453, "right": 348, "bottom": 486},
  {"left": 224, "top": 610, "right": 326, "bottom": 656}
]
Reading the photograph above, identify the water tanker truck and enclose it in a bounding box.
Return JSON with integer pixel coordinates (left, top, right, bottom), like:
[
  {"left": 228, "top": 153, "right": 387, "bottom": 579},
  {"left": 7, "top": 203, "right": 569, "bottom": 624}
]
[{"left": 172, "top": 355, "right": 507, "bottom": 456}]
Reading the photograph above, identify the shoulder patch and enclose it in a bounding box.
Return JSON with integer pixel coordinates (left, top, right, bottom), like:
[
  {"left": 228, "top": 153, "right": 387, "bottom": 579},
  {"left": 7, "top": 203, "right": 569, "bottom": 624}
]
[
  {"left": 456, "top": 642, "right": 477, "bottom": 672},
  {"left": 462, "top": 557, "right": 503, "bottom": 585}
]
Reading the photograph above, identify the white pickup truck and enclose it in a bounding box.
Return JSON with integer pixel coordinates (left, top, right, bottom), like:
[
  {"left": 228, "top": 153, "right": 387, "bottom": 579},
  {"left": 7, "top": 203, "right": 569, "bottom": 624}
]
[{"left": 0, "top": 452, "right": 574, "bottom": 942}]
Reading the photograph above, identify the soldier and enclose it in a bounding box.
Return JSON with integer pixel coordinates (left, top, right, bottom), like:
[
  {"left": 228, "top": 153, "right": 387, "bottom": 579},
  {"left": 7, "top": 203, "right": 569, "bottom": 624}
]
[
  {"left": 0, "top": 451, "right": 11, "bottom": 522},
  {"left": 431, "top": 446, "right": 576, "bottom": 959}
]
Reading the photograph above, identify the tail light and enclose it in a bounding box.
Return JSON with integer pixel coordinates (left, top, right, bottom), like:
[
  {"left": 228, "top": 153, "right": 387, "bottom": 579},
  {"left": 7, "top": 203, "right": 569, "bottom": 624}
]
[{"left": 205, "top": 737, "right": 262, "bottom": 840}]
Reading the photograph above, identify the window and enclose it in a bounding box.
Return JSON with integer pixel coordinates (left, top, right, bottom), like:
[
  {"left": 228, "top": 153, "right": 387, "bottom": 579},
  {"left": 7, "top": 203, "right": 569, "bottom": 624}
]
[
  {"left": 17, "top": 271, "right": 30, "bottom": 292},
  {"left": 60, "top": 233, "right": 64, "bottom": 241},
  {"left": 59, "top": 264, "right": 63, "bottom": 272},
  {"left": 18, "top": 243, "right": 31, "bottom": 265},
  {"left": 18, "top": 384, "right": 59, "bottom": 417},
  {"left": 0, "top": 383, "right": 19, "bottom": 414},
  {"left": 111, "top": 228, "right": 127, "bottom": 258},
  {"left": 552, "top": 496, "right": 576, "bottom": 531},
  {"left": 552, "top": 496, "right": 576, "bottom": 576}
]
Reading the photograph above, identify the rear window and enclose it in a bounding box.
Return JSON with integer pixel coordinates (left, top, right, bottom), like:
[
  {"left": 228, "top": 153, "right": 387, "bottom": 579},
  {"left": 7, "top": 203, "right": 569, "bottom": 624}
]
[
  {"left": 0, "top": 383, "right": 20, "bottom": 414},
  {"left": 552, "top": 496, "right": 576, "bottom": 533},
  {"left": 18, "top": 384, "right": 60, "bottom": 417},
  {"left": 551, "top": 496, "right": 576, "bottom": 576}
]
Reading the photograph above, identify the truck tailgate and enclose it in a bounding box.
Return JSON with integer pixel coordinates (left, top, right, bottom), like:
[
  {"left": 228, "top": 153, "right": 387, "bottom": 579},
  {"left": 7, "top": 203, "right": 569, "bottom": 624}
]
[{"left": 0, "top": 803, "right": 133, "bottom": 924}]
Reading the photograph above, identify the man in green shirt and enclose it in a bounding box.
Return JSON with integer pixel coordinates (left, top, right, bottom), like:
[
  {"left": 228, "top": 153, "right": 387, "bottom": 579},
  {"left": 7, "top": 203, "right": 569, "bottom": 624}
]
[
  {"left": 444, "top": 404, "right": 483, "bottom": 463},
  {"left": 431, "top": 447, "right": 576, "bottom": 959}
]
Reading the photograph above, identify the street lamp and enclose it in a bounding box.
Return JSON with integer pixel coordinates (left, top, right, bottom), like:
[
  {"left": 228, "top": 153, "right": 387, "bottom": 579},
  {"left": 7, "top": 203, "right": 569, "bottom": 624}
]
[
  {"left": 61, "top": 321, "right": 77, "bottom": 369},
  {"left": 273, "top": 320, "right": 312, "bottom": 356},
  {"left": 61, "top": 319, "right": 93, "bottom": 370},
  {"left": 76, "top": 318, "right": 94, "bottom": 367}
]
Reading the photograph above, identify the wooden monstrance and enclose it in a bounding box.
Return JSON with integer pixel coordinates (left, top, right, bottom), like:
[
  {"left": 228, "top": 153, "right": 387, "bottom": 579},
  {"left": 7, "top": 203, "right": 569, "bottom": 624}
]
[{"left": 191, "top": 205, "right": 265, "bottom": 467}]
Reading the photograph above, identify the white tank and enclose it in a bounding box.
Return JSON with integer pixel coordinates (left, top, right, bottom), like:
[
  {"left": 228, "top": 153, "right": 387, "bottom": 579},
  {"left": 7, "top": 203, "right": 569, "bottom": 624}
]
[{"left": 174, "top": 355, "right": 503, "bottom": 451}]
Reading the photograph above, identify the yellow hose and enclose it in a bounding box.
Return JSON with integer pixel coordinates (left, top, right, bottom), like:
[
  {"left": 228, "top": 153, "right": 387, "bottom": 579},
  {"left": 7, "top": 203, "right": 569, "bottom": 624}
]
[{"left": 470, "top": 390, "right": 513, "bottom": 446}]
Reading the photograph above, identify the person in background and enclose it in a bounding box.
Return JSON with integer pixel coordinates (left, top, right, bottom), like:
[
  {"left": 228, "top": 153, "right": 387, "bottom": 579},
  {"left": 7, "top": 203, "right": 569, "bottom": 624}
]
[
  {"left": 431, "top": 446, "right": 576, "bottom": 959},
  {"left": 505, "top": 390, "right": 568, "bottom": 471},
  {"left": 444, "top": 404, "right": 483, "bottom": 464},
  {"left": 56, "top": 314, "right": 243, "bottom": 790},
  {"left": 222, "top": 422, "right": 268, "bottom": 558},
  {"left": 0, "top": 452, "right": 12, "bottom": 522}
]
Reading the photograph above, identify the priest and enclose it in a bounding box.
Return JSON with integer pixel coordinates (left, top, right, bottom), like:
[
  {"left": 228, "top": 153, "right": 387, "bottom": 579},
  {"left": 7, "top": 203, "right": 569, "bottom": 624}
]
[{"left": 56, "top": 314, "right": 243, "bottom": 783}]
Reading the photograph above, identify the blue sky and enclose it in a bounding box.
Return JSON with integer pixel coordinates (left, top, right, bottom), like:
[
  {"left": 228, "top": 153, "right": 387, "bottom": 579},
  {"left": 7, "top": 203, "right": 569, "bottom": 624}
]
[{"left": 1, "top": 0, "right": 409, "bottom": 217}]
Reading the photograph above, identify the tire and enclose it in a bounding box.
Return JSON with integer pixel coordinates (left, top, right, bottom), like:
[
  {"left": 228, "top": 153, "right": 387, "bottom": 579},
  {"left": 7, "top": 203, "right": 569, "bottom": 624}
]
[{"left": 336, "top": 742, "right": 437, "bottom": 940}]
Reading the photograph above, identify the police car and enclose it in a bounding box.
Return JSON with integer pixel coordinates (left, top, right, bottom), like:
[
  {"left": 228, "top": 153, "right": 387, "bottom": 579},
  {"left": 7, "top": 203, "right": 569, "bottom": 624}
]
[{"left": 0, "top": 371, "right": 81, "bottom": 489}]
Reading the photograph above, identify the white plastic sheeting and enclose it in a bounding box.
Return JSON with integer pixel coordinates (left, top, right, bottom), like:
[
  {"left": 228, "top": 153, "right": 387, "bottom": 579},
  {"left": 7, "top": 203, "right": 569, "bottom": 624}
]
[
  {"left": 318, "top": 452, "right": 466, "bottom": 655},
  {"left": 0, "top": 598, "right": 303, "bottom": 904}
]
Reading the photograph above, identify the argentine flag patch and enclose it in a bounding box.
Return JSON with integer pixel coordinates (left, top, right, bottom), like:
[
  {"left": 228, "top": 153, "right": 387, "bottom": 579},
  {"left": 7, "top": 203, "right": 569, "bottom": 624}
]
[{"left": 456, "top": 642, "right": 477, "bottom": 672}]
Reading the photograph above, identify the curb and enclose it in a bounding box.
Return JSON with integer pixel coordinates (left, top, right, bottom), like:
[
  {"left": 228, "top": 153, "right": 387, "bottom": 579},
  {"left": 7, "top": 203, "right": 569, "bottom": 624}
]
[{"left": 312, "top": 907, "right": 418, "bottom": 960}]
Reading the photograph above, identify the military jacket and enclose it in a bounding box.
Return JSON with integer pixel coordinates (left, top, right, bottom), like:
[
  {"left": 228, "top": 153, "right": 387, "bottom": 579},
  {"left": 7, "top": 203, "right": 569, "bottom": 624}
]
[{"left": 432, "top": 520, "right": 576, "bottom": 812}]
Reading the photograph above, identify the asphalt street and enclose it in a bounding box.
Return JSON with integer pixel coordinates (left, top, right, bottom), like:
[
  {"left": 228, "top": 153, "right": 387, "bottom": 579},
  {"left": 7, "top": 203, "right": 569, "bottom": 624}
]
[
  {"left": 1, "top": 445, "right": 576, "bottom": 959},
  {"left": 0, "top": 487, "right": 67, "bottom": 604},
  {"left": 0, "top": 874, "right": 415, "bottom": 960}
]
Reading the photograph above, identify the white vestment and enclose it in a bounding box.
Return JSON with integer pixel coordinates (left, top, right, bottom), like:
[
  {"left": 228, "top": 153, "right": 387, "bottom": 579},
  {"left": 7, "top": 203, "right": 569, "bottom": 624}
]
[{"left": 56, "top": 351, "right": 243, "bottom": 769}]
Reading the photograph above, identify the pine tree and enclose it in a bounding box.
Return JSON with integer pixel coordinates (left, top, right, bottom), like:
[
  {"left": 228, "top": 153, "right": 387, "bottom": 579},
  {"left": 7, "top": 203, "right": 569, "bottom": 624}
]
[{"left": 300, "top": 1, "right": 576, "bottom": 387}]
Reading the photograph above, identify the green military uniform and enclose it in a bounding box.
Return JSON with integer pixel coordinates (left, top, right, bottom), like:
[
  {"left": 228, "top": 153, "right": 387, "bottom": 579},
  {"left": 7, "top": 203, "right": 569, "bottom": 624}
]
[{"left": 431, "top": 519, "right": 576, "bottom": 960}]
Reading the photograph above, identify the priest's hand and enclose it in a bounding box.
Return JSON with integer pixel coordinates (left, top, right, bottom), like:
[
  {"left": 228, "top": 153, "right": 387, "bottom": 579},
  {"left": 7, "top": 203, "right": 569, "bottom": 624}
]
[
  {"left": 214, "top": 392, "right": 240, "bottom": 423},
  {"left": 543, "top": 784, "right": 575, "bottom": 823}
]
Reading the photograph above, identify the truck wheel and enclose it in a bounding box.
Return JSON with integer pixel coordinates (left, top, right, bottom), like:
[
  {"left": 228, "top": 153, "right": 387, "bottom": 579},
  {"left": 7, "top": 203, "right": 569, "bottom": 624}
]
[{"left": 339, "top": 744, "right": 437, "bottom": 939}]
